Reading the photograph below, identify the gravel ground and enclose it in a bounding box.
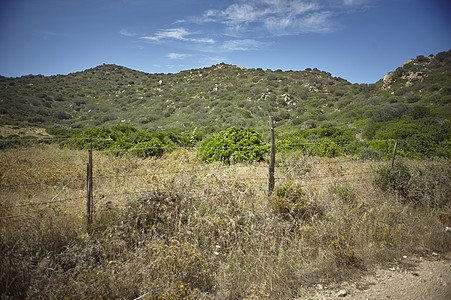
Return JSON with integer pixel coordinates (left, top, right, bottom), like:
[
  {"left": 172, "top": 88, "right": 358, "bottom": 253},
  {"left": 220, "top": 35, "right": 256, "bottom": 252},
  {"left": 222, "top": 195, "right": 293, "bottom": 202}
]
[{"left": 296, "top": 252, "right": 451, "bottom": 300}]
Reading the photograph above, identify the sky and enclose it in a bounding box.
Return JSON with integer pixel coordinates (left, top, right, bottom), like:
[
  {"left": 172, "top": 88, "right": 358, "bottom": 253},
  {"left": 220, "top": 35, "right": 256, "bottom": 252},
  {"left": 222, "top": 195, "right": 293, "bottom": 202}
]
[{"left": 0, "top": 0, "right": 450, "bottom": 83}]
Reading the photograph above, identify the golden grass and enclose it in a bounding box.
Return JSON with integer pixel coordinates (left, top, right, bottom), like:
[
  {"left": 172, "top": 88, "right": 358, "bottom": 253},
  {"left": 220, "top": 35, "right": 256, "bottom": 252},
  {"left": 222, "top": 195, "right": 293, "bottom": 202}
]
[{"left": 1, "top": 145, "right": 450, "bottom": 299}]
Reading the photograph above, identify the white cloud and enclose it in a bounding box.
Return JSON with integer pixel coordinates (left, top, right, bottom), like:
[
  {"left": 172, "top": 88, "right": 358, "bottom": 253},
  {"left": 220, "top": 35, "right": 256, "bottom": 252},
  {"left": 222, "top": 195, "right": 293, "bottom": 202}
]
[
  {"left": 197, "top": 0, "right": 373, "bottom": 36},
  {"left": 119, "top": 29, "right": 136, "bottom": 37},
  {"left": 342, "top": 0, "right": 371, "bottom": 6},
  {"left": 222, "top": 39, "right": 271, "bottom": 51},
  {"left": 201, "top": 0, "right": 322, "bottom": 34},
  {"left": 141, "top": 28, "right": 188, "bottom": 41},
  {"left": 298, "top": 11, "right": 335, "bottom": 32},
  {"left": 167, "top": 53, "right": 189, "bottom": 59},
  {"left": 122, "top": 0, "right": 373, "bottom": 55},
  {"left": 223, "top": 3, "right": 262, "bottom": 23},
  {"left": 192, "top": 37, "right": 216, "bottom": 44},
  {"left": 141, "top": 28, "right": 215, "bottom": 44}
]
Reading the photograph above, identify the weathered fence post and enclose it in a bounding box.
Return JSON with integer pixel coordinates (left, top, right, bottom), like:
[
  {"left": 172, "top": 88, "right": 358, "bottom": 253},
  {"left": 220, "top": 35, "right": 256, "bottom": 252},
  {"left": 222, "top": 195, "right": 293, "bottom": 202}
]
[
  {"left": 268, "top": 116, "right": 275, "bottom": 197},
  {"left": 86, "top": 137, "right": 93, "bottom": 233},
  {"left": 391, "top": 139, "right": 398, "bottom": 168}
]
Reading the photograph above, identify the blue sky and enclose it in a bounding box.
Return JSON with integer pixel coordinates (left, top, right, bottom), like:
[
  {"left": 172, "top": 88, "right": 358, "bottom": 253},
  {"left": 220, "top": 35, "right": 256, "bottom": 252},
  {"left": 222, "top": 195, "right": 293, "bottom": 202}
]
[{"left": 0, "top": 0, "right": 450, "bottom": 83}]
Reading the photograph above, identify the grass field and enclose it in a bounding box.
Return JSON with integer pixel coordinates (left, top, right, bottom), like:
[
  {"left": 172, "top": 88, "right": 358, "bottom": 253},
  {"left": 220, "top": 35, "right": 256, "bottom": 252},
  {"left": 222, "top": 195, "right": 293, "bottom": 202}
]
[{"left": 1, "top": 144, "right": 450, "bottom": 299}]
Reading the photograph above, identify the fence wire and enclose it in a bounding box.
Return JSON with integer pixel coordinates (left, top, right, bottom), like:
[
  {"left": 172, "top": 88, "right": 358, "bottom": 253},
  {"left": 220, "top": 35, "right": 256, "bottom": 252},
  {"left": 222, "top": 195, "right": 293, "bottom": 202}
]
[{"left": 1, "top": 137, "right": 396, "bottom": 222}]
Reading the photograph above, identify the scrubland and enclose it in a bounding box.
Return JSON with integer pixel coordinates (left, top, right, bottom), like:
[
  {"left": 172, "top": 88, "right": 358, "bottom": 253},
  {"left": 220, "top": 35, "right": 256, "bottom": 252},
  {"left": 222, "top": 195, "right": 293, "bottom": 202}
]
[{"left": 1, "top": 145, "right": 450, "bottom": 299}]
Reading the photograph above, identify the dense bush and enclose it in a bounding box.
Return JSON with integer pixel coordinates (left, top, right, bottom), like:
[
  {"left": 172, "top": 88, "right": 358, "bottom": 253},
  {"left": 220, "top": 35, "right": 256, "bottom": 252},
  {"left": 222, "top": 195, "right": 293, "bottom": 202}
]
[
  {"left": 373, "top": 160, "right": 450, "bottom": 207},
  {"left": 60, "top": 125, "right": 191, "bottom": 157},
  {"left": 276, "top": 127, "right": 357, "bottom": 157},
  {"left": 371, "top": 104, "right": 404, "bottom": 122},
  {"left": 197, "top": 127, "right": 268, "bottom": 164},
  {"left": 370, "top": 122, "right": 451, "bottom": 158},
  {"left": 374, "top": 161, "right": 414, "bottom": 200}
]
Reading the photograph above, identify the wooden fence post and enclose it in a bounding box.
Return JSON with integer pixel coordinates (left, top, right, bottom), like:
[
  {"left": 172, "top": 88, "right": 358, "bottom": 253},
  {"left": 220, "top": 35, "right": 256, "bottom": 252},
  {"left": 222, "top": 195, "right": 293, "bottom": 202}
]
[
  {"left": 86, "top": 137, "right": 93, "bottom": 233},
  {"left": 391, "top": 139, "right": 398, "bottom": 168},
  {"left": 268, "top": 116, "right": 275, "bottom": 196}
]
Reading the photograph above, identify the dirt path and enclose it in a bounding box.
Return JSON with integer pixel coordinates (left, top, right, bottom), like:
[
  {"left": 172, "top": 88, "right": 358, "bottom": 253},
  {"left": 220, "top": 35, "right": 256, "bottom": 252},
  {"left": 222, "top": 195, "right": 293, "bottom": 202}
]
[{"left": 297, "top": 253, "right": 451, "bottom": 300}]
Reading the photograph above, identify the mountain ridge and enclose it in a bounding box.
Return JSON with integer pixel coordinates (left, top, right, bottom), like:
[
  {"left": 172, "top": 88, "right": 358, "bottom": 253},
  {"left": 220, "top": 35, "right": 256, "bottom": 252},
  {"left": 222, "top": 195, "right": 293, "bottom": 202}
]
[{"left": 0, "top": 50, "right": 450, "bottom": 140}]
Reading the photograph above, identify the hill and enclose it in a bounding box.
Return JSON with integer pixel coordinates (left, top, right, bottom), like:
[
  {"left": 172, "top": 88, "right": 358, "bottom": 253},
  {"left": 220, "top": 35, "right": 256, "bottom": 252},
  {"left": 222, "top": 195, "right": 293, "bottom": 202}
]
[{"left": 0, "top": 50, "right": 450, "bottom": 140}]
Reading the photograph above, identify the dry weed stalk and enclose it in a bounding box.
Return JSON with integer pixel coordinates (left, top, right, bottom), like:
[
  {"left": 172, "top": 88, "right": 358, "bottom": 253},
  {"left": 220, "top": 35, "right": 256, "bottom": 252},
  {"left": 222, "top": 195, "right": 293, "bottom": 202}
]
[{"left": 1, "top": 145, "right": 449, "bottom": 299}]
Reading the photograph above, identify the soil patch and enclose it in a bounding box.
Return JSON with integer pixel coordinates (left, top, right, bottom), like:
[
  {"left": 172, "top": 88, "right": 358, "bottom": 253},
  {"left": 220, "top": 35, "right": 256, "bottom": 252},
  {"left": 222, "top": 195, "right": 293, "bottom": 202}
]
[{"left": 296, "top": 252, "right": 451, "bottom": 299}]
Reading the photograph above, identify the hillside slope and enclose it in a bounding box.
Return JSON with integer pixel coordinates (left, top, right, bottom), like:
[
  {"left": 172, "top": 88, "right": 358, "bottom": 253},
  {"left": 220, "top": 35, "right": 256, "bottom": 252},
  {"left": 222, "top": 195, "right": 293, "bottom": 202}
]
[{"left": 0, "top": 50, "right": 450, "bottom": 138}]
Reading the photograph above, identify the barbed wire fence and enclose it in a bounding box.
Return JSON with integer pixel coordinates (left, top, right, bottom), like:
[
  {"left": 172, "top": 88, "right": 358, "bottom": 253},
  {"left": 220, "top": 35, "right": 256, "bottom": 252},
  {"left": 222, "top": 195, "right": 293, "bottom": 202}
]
[{"left": 0, "top": 121, "right": 407, "bottom": 231}]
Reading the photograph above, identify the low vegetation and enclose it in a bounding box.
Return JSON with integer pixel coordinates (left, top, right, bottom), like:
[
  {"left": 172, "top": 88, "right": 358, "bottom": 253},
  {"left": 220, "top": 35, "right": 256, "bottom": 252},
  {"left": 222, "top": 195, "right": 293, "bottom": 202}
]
[
  {"left": 2, "top": 123, "right": 448, "bottom": 160},
  {"left": 1, "top": 49, "right": 450, "bottom": 299},
  {"left": 197, "top": 127, "right": 268, "bottom": 164},
  {"left": 1, "top": 50, "right": 450, "bottom": 142},
  {"left": 1, "top": 145, "right": 450, "bottom": 299}
]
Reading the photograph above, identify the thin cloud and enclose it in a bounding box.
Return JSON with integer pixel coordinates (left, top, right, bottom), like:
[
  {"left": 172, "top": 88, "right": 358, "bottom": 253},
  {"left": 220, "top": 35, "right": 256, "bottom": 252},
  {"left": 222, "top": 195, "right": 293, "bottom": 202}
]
[
  {"left": 119, "top": 29, "right": 137, "bottom": 37},
  {"left": 166, "top": 53, "right": 189, "bottom": 59},
  {"left": 142, "top": 28, "right": 188, "bottom": 41},
  {"left": 196, "top": 0, "right": 375, "bottom": 36},
  {"left": 200, "top": 0, "right": 326, "bottom": 35},
  {"left": 121, "top": 0, "right": 375, "bottom": 55},
  {"left": 342, "top": 0, "right": 373, "bottom": 6},
  {"left": 222, "top": 39, "right": 271, "bottom": 51},
  {"left": 141, "top": 28, "right": 215, "bottom": 44}
]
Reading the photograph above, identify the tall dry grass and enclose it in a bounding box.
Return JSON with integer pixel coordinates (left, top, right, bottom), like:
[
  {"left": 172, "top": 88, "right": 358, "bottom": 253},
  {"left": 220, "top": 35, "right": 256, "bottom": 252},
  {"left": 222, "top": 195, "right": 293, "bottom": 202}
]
[{"left": 1, "top": 145, "right": 450, "bottom": 299}]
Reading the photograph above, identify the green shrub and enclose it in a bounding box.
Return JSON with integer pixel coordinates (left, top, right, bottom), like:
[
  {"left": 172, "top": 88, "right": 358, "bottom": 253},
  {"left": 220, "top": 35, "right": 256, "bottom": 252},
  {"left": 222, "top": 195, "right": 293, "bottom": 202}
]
[
  {"left": 371, "top": 104, "right": 404, "bottom": 122},
  {"left": 374, "top": 161, "right": 412, "bottom": 198},
  {"left": 362, "top": 121, "right": 451, "bottom": 159},
  {"left": 373, "top": 161, "right": 431, "bottom": 205},
  {"left": 197, "top": 127, "right": 268, "bottom": 164},
  {"left": 374, "top": 160, "right": 451, "bottom": 207},
  {"left": 276, "top": 127, "right": 356, "bottom": 157},
  {"left": 59, "top": 125, "right": 191, "bottom": 157}
]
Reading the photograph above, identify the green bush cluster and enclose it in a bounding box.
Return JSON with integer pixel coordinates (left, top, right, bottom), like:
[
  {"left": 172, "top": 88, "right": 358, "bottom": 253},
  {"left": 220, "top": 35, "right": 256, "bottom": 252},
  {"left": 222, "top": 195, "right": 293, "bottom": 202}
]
[
  {"left": 373, "top": 160, "right": 450, "bottom": 207},
  {"left": 197, "top": 127, "right": 268, "bottom": 164},
  {"left": 367, "top": 122, "right": 450, "bottom": 158},
  {"left": 276, "top": 127, "right": 358, "bottom": 157},
  {"left": 42, "top": 123, "right": 450, "bottom": 160},
  {"left": 56, "top": 125, "right": 191, "bottom": 157},
  {"left": 374, "top": 161, "right": 414, "bottom": 200}
]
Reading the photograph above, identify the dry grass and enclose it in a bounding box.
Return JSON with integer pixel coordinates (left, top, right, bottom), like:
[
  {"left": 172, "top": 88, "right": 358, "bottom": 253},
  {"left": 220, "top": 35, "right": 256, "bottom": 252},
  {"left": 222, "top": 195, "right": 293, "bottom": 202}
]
[
  {"left": 1, "top": 145, "right": 450, "bottom": 299},
  {"left": 0, "top": 125, "right": 51, "bottom": 138}
]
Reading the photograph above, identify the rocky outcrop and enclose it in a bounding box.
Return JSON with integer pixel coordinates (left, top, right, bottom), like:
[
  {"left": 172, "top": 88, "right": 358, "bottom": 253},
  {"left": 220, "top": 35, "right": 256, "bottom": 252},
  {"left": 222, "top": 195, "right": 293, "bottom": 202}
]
[
  {"left": 282, "top": 94, "right": 296, "bottom": 106},
  {"left": 381, "top": 70, "right": 426, "bottom": 89},
  {"left": 260, "top": 91, "right": 271, "bottom": 100},
  {"left": 382, "top": 72, "right": 393, "bottom": 90},
  {"left": 402, "top": 59, "right": 415, "bottom": 67},
  {"left": 404, "top": 71, "right": 425, "bottom": 87}
]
